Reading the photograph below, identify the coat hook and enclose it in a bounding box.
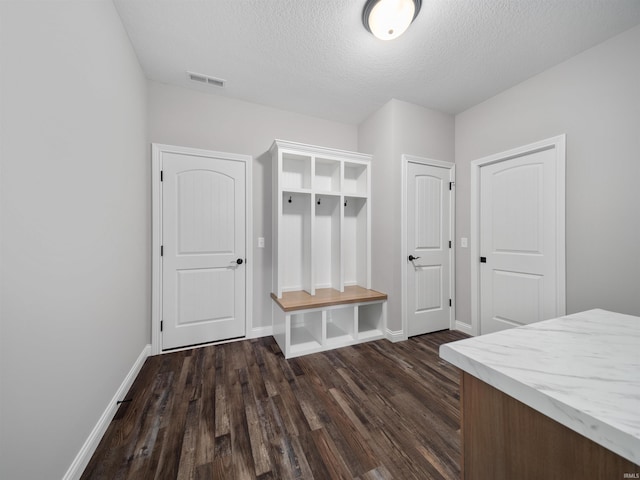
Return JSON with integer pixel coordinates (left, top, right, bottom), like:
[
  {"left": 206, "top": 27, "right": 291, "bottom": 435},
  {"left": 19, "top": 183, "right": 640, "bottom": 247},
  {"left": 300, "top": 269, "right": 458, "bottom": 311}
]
[
  {"left": 344, "top": 199, "right": 348, "bottom": 207},
  {"left": 288, "top": 195, "right": 292, "bottom": 203},
  {"left": 317, "top": 197, "right": 321, "bottom": 205}
]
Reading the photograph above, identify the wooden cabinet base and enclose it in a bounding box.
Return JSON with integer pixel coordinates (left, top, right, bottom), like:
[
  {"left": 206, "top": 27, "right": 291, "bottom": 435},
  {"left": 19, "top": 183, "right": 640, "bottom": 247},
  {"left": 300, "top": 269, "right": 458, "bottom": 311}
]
[{"left": 461, "top": 372, "right": 639, "bottom": 480}]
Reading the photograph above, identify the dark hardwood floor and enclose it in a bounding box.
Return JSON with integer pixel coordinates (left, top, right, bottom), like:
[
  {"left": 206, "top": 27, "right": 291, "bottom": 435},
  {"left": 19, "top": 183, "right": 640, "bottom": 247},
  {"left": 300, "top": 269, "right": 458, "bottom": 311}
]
[{"left": 81, "top": 330, "right": 468, "bottom": 480}]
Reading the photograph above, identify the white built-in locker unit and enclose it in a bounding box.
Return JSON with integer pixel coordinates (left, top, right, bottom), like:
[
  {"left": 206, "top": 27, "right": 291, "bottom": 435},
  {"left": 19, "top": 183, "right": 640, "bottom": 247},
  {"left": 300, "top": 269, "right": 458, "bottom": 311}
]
[{"left": 270, "top": 140, "right": 387, "bottom": 358}]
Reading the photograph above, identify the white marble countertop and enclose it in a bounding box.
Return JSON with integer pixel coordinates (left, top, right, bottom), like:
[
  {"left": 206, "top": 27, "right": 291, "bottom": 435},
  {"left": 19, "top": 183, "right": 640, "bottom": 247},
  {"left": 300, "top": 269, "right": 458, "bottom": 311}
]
[{"left": 439, "top": 309, "right": 640, "bottom": 465}]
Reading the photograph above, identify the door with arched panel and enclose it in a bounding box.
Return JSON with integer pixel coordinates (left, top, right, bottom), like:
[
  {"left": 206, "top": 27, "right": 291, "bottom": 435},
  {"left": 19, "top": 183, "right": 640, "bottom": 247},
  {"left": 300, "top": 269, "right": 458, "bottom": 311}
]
[
  {"left": 406, "top": 161, "right": 453, "bottom": 336},
  {"left": 161, "top": 148, "right": 247, "bottom": 350}
]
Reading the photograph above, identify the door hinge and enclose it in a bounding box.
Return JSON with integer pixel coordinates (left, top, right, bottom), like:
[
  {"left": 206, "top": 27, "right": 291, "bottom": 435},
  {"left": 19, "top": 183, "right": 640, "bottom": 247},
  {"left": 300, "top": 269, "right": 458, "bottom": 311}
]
[
  {"left": 449, "top": 299, "right": 452, "bottom": 307},
  {"left": 160, "top": 170, "right": 163, "bottom": 182},
  {"left": 160, "top": 320, "right": 163, "bottom": 332},
  {"left": 449, "top": 181, "right": 455, "bottom": 190},
  {"left": 449, "top": 240, "right": 452, "bottom": 248},
  {"left": 160, "top": 245, "right": 163, "bottom": 257},
  {"left": 480, "top": 256, "right": 487, "bottom": 263}
]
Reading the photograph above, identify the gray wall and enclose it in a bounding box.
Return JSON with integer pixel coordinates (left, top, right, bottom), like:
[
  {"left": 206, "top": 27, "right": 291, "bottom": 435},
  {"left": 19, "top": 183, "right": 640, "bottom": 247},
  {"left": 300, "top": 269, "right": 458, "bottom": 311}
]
[
  {"left": 0, "top": 1, "right": 149, "bottom": 479},
  {"left": 455, "top": 24, "right": 640, "bottom": 327},
  {"left": 359, "top": 100, "right": 455, "bottom": 333},
  {"left": 1, "top": 4, "right": 637, "bottom": 477},
  {"left": 358, "top": 101, "right": 396, "bottom": 329},
  {"left": 147, "top": 81, "right": 358, "bottom": 331}
]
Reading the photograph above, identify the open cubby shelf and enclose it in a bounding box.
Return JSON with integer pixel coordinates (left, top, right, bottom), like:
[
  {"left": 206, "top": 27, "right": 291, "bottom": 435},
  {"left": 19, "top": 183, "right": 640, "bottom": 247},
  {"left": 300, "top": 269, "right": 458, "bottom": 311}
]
[
  {"left": 272, "top": 296, "right": 387, "bottom": 359},
  {"left": 282, "top": 153, "right": 311, "bottom": 190},
  {"left": 271, "top": 140, "right": 386, "bottom": 358},
  {"left": 315, "top": 158, "right": 341, "bottom": 193}
]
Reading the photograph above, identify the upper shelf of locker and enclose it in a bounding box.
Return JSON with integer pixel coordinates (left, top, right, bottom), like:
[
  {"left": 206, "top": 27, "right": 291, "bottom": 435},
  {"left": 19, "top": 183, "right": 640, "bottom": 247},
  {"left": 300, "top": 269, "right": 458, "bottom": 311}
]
[{"left": 271, "top": 140, "right": 371, "bottom": 197}]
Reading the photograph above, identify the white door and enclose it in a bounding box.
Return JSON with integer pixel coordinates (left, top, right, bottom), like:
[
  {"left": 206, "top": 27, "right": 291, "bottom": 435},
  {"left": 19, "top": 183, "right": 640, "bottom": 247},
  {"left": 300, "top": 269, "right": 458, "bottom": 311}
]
[
  {"left": 161, "top": 150, "right": 246, "bottom": 350},
  {"left": 479, "top": 147, "right": 562, "bottom": 334},
  {"left": 406, "top": 161, "right": 452, "bottom": 336}
]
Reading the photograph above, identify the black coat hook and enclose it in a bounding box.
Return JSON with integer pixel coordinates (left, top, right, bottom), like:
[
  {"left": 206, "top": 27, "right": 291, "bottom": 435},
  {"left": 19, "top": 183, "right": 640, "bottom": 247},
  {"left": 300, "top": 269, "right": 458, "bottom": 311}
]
[
  {"left": 288, "top": 196, "right": 292, "bottom": 203},
  {"left": 317, "top": 197, "right": 321, "bottom": 205}
]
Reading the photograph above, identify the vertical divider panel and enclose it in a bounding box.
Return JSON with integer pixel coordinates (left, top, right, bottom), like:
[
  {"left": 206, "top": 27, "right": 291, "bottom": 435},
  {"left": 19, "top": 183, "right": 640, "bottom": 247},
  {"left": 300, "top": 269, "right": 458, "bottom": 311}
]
[
  {"left": 357, "top": 199, "right": 369, "bottom": 288},
  {"left": 285, "top": 312, "right": 291, "bottom": 354},
  {"left": 339, "top": 161, "right": 346, "bottom": 292},
  {"left": 366, "top": 162, "right": 372, "bottom": 289},
  {"left": 321, "top": 310, "right": 327, "bottom": 346},
  {"left": 354, "top": 304, "right": 360, "bottom": 341},
  {"left": 308, "top": 157, "right": 316, "bottom": 295},
  {"left": 305, "top": 192, "right": 314, "bottom": 295},
  {"left": 338, "top": 194, "right": 345, "bottom": 293},
  {"left": 274, "top": 152, "right": 282, "bottom": 297},
  {"left": 331, "top": 195, "right": 342, "bottom": 292}
]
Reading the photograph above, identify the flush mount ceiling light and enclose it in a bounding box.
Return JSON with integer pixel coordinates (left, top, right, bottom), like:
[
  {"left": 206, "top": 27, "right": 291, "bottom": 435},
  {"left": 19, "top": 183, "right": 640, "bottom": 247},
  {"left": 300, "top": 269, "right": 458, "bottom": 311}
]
[{"left": 363, "top": 0, "right": 421, "bottom": 41}]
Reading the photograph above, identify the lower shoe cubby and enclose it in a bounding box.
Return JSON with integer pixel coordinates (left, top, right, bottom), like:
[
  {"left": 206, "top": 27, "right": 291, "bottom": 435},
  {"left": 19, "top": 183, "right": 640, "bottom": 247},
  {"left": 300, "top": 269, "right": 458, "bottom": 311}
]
[
  {"left": 325, "top": 306, "right": 356, "bottom": 346},
  {"left": 357, "top": 301, "right": 385, "bottom": 340},
  {"left": 272, "top": 290, "right": 387, "bottom": 358},
  {"left": 290, "top": 310, "right": 323, "bottom": 354}
]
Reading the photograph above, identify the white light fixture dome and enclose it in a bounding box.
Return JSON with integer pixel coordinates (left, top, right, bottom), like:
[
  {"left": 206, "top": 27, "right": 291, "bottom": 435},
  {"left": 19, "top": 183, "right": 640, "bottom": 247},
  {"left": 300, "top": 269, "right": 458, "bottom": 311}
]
[{"left": 363, "top": 0, "right": 422, "bottom": 41}]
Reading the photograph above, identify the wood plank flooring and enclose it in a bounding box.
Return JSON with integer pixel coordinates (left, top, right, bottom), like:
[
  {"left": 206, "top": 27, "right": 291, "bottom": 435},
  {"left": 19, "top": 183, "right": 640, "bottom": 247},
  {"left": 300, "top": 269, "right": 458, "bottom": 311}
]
[{"left": 81, "top": 330, "right": 468, "bottom": 480}]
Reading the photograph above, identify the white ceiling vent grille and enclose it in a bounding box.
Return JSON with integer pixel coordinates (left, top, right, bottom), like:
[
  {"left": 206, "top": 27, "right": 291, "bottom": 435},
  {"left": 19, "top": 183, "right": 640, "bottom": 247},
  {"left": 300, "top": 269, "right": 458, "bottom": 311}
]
[{"left": 187, "top": 71, "right": 225, "bottom": 88}]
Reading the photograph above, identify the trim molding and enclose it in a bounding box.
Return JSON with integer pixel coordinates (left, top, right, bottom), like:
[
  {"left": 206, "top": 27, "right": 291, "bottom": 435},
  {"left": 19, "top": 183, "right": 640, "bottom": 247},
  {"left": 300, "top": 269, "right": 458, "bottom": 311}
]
[
  {"left": 63, "top": 344, "right": 151, "bottom": 480},
  {"left": 386, "top": 328, "right": 407, "bottom": 343},
  {"left": 249, "top": 325, "right": 273, "bottom": 339},
  {"left": 454, "top": 321, "right": 474, "bottom": 336}
]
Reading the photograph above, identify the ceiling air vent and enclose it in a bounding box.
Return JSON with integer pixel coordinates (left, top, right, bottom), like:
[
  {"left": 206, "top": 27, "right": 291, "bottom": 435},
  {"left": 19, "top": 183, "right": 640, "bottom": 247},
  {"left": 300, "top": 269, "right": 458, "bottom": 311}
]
[{"left": 187, "top": 71, "right": 225, "bottom": 88}]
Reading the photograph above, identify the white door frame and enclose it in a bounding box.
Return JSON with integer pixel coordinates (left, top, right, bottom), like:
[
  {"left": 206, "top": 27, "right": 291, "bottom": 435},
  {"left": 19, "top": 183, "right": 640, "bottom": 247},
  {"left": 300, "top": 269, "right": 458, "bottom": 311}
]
[
  {"left": 470, "top": 135, "right": 566, "bottom": 336},
  {"left": 401, "top": 154, "right": 456, "bottom": 340},
  {"left": 151, "top": 143, "right": 253, "bottom": 355}
]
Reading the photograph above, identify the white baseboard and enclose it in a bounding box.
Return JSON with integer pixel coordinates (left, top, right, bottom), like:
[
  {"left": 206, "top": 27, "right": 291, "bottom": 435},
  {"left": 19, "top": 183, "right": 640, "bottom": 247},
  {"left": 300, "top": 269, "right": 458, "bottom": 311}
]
[
  {"left": 386, "top": 328, "right": 407, "bottom": 343},
  {"left": 63, "top": 344, "right": 151, "bottom": 480},
  {"left": 454, "top": 320, "right": 475, "bottom": 336},
  {"left": 249, "top": 325, "right": 273, "bottom": 339}
]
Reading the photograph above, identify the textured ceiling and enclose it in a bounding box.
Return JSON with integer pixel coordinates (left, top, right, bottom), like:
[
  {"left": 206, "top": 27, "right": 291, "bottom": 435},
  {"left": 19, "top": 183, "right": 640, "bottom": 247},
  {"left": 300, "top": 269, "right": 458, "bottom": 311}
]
[{"left": 113, "top": 0, "right": 640, "bottom": 124}]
